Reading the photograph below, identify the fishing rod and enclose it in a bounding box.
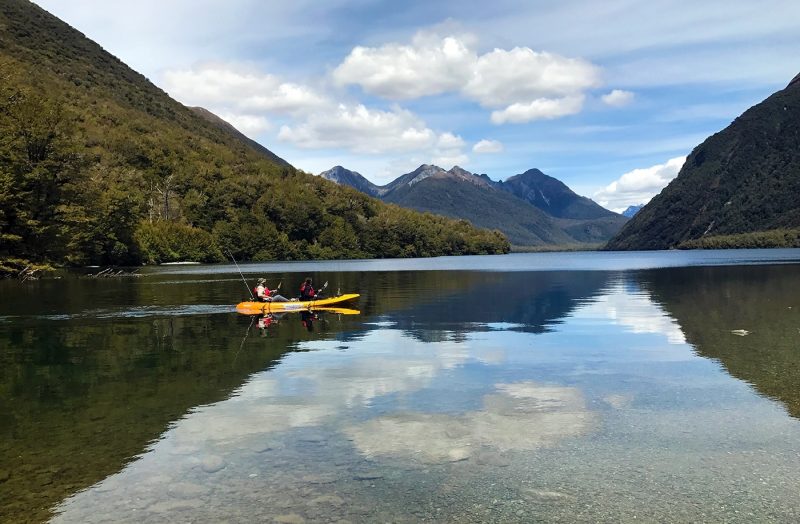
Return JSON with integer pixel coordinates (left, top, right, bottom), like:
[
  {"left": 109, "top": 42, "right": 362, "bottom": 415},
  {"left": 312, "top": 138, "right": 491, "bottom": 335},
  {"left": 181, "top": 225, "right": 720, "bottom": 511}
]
[{"left": 227, "top": 250, "right": 254, "bottom": 300}]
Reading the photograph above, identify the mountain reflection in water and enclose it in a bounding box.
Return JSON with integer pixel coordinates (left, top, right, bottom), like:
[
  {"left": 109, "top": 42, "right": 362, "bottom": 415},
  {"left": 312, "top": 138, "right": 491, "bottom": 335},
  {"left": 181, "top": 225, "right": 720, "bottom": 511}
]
[
  {"left": 2, "top": 260, "right": 800, "bottom": 522},
  {"left": 637, "top": 264, "right": 800, "bottom": 418}
]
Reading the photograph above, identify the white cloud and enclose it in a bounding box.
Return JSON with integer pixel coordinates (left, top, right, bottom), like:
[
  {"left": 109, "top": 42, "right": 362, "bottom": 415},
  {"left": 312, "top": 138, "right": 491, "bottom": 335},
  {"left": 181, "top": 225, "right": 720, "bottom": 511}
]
[
  {"left": 437, "top": 132, "right": 466, "bottom": 150},
  {"left": 332, "top": 32, "right": 475, "bottom": 99},
  {"left": 433, "top": 152, "right": 470, "bottom": 168},
  {"left": 333, "top": 33, "right": 602, "bottom": 124},
  {"left": 490, "top": 95, "right": 585, "bottom": 124},
  {"left": 278, "top": 103, "right": 444, "bottom": 155},
  {"left": 472, "top": 139, "right": 504, "bottom": 154},
  {"left": 433, "top": 132, "right": 469, "bottom": 167},
  {"left": 464, "top": 47, "right": 601, "bottom": 107},
  {"left": 162, "top": 61, "right": 468, "bottom": 165},
  {"left": 163, "top": 63, "right": 327, "bottom": 114},
  {"left": 218, "top": 112, "right": 271, "bottom": 136},
  {"left": 594, "top": 156, "right": 686, "bottom": 212},
  {"left": 601, "top": 89, "right": 634, "bottom": 107}
]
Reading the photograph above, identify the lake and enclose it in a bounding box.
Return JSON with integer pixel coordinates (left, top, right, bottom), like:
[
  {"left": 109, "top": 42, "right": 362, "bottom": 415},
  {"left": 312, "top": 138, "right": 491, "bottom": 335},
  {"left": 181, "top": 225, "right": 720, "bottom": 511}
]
[{"left": 2, "top": 249, "right": 800, "bottom": 522}]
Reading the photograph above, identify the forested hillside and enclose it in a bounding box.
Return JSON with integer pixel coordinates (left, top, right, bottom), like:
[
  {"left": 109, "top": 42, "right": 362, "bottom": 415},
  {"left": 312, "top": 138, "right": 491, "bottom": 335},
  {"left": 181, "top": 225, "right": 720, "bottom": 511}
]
[
  {"left": 0, "top": 0, "right": 508, "bottom": 275},
  {"left": 607, "top": 72, "right": 800, "bottom": 250}
]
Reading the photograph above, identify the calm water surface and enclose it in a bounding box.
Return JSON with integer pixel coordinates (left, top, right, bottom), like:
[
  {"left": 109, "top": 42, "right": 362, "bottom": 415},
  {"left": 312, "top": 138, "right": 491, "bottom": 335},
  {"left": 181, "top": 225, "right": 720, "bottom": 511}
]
[{"left": 2, "top": 250, "right": 800, "bottom": 522}]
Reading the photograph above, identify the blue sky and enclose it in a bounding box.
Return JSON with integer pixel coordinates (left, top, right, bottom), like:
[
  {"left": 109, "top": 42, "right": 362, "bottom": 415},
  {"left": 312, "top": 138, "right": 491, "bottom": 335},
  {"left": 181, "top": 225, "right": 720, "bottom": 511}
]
[{"left": 34, "top": 0, "right": 800, "bottom": 211}]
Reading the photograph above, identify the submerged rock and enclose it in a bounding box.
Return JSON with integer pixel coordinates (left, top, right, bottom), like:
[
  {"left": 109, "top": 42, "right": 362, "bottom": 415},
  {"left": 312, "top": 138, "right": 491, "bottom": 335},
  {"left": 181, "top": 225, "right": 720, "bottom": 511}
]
[{"left": 200, "top": 455, "right": 226, "bottom": 473}]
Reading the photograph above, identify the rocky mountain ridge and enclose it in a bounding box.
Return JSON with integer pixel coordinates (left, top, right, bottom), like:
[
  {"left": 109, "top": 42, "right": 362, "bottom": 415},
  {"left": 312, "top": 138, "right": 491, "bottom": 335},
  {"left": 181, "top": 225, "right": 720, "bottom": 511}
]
[{"left": 320, "top": 164, "right": 628, "bottom": 246}]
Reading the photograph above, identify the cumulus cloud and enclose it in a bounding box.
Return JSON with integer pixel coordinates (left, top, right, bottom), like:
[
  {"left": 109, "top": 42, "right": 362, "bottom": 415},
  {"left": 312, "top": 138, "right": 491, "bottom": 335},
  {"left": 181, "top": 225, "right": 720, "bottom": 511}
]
[
  {"left": 594, "top": 156, "right": 686, "bottom": 213},
  {"left": 163, "top": 63, "right": 327, "bottom": 114},
  {"left": 333, "top": 32, "right": 603, "bottom": 124},
  {"left": 601, "top": 89, "right": 635, "bottom": 107},
  {"left": 464, "top": 48, "right": 601, "bottom": 107},
  {"left": 437, "top": 132, "right": 466, "bottom": 150},
  {"left": 278, "top": 103, "right": 448, "bottom": 155},
  {"left": 472, "top": 139, "right": 504, "bottom": 154},
  {"left": 163, "top": 61, "right": 468, "bottom": 163},
  {"left": 332, "top": 33, "right": 475, "bottom": 99},
  {"left": 217, "top": 112, "right": 271, "bottom": 135},
  {"left": 490, "top": 95, "right": 585, "bottom": 124}
]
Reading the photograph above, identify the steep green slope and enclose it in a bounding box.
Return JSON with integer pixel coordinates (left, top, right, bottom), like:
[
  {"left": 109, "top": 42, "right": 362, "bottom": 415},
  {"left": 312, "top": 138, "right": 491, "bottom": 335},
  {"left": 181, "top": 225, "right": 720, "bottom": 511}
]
[
  {"left": 607, "top": 74, "right": 800, "bottom": 250},
  {"left": 0, "top": 0, "right": 508, "bottom": 274},
  {"left": 189, "top": 106, "right": 291, "bottom": 167}
]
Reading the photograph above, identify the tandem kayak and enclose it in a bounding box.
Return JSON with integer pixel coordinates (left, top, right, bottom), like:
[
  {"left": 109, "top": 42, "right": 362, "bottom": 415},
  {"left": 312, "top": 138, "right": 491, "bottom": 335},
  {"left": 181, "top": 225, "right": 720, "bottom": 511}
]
[{"left": 235, "top": 293, "right": 360, "bottom": 314}]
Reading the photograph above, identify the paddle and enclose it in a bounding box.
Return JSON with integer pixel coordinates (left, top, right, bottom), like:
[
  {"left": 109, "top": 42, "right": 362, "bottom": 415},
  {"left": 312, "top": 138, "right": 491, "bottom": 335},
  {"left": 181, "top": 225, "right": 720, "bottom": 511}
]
[{"left": 314, "top": 281, "right": 328, "bottom": 300}]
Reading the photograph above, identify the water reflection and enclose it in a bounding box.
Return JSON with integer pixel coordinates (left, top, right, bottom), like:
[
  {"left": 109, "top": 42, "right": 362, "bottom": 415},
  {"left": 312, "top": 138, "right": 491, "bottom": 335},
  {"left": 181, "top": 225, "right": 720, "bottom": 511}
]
[
  {"left": 637, "top": 264, "right": 800, "bottom": 418},
  {"left": 3, "top": 264, "right": 800, "bottom": 522},
  {"left": 345, "top": 381, "right": 593, "bottom": 464}
]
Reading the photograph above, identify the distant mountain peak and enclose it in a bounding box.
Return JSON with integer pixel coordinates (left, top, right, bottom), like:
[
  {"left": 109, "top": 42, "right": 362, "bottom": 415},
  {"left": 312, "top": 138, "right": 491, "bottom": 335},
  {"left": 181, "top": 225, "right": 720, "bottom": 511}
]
[
  {"left": 319, "top": 166, "right": 381, "bottom": 197},
  {"left": 320, "top": 165, "right": 350, "bottom": 181},
  {"left": 448, "top": 165, "right": 471, "bottom": 176},
  {"left": 406, "top": 164, "right": 447, "bottom": 186},
  {"left": 500, "top": 168, "right": 619, "bottom": 220},
  {"left": 622, "top": 204, "right": 644, "bottom": 218},
  {"left": 446, "top": 165, "right": 495, "bottom": 189}
]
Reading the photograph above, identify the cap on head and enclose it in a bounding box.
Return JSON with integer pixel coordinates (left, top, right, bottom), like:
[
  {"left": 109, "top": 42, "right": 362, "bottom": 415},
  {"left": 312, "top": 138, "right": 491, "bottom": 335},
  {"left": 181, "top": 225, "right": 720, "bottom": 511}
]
[{"left": 258, "top": 278, "right": 266, "bottom": 283}]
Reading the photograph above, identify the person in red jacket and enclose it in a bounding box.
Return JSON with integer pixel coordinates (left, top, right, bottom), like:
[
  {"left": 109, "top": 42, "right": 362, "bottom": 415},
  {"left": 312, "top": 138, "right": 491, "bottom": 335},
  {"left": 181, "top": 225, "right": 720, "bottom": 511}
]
[
  {"left": 255, "top": 278, "right": 288, "bottom": 302},
  {"left": 299, "top": 277, "right": 320, "bottom": 301}
]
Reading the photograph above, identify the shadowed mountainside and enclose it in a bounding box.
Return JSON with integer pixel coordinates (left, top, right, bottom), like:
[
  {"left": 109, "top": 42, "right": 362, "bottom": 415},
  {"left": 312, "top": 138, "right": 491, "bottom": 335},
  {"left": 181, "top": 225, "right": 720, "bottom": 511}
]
[{"left": 608, "top": 73, "right": 800, "bottom": 250}]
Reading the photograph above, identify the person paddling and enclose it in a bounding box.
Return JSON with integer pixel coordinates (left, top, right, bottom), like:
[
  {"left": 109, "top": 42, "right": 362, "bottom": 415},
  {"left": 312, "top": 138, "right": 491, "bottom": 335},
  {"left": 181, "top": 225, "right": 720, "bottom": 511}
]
[
  {"left": 299, "top": 277, "right": 321, "bottom": 301},
  {"left": 255, "top": 278, "right": 288, "bottom": 302}
]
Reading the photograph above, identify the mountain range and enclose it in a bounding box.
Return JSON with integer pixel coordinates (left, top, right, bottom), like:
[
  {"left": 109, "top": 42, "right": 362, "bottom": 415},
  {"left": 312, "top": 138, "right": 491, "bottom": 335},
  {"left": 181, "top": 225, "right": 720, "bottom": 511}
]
[
  {"left": 320, "top": 165, "right": 628, "bottom": 246},
  {"left": 608, "top": 72, "right": 800, "bottom": 250}
]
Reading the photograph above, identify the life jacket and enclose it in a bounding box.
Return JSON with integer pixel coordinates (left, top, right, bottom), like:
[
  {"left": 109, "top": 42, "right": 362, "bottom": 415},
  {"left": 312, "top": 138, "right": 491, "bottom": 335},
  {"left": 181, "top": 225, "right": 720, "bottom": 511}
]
[
  {"left": 255, "top": 284, "right": 268, "bottom": 300},
  {"left": 299, "top": 283, "right": 315, "bottom": 301}
]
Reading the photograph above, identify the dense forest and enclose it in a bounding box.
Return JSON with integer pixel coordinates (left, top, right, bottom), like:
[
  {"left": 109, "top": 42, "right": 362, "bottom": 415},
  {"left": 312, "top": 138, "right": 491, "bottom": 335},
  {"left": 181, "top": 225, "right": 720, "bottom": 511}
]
[
  {"left": 0, "top": 0, "right": 508, "bottom": 276},
  {"left": 676, "top": 228, "right": 800, "bottom": 249}
]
